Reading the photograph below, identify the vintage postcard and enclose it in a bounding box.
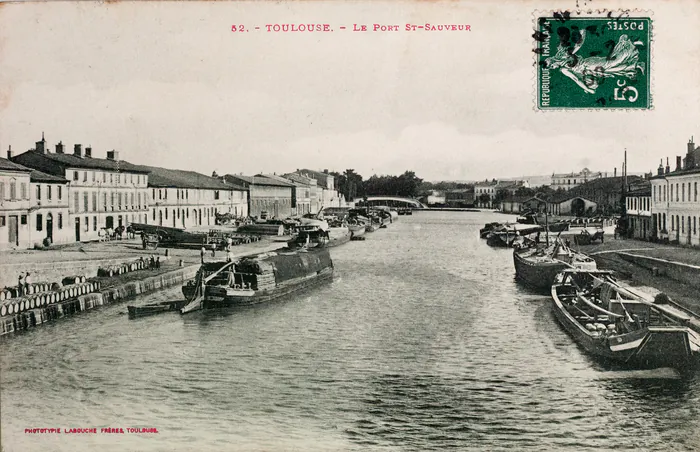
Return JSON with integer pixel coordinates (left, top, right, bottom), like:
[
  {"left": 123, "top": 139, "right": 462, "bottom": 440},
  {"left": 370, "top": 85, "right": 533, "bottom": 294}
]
[{"left": 1, "top": 1, "right": 699, "bottom": 451}]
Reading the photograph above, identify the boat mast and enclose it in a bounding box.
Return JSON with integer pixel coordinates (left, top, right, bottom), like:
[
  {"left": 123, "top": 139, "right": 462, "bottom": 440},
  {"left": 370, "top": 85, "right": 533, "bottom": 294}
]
[{"left": 544, "top": 200, "right": 549, "bottom": 246}]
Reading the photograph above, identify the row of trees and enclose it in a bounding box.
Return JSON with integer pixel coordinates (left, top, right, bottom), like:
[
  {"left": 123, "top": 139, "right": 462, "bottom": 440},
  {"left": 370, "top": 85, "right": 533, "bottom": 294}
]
[{"left": 330, "top": 170, "right": 425, "bottom": 200}]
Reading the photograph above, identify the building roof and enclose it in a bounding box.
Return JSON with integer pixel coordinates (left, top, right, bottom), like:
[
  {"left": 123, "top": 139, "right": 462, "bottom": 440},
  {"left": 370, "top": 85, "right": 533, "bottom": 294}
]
[
  {"left": 296, "top": 169, "right": 332, "bottom": 188},
  {"left": 569, "top": 176, "right": 642, "bottom": 193},
  {"left": 29, "top": 170, "right": 68, "bottom": 184},
  {"left": 131, "top": 165, "right": 245, "bottom": 190},
  {"left": 552, "top": 168, "right": 602, "bottom": 178},
  {"left": 258, "top": 174, "right": 296, "bottom": 187},
  {"left": 282, "top": 172, "right": 317, "bottom": 185},
  {"left": 650, "top": 167, "right": 700, "bottom": 179},
  {"left": 0, "top": 157, "right": 68, "bottom": 183},
  {"left": 11, "top": 150, "right": 150, "bottom": 176},
  {"left": 222, "top": 174, "right": 294, "bottom": 188},
  {"left": 0, "top": 157, "right": 32, "bottom": 173}
]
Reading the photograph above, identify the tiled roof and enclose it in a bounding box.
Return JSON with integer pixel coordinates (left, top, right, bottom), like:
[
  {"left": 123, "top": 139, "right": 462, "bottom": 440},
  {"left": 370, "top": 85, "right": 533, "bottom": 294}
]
[
  {"left": 0, "top": 157, "right": 32, "bottom": 173},
  {"left": 0, "top": 157, "right": 67, "bottom": 183},
  {"left": 132, "top": 165, "right": 245, "bottom": 190},
  {"left": 29, "top": 170, "right": 68, "bottom": 184},
  {"left": 223, "top": 174, "right": 294, "bottom": 188},
  {"left": 258, "top": 174, "right": 296, "bottom": 187},
  {"left": 12, "top": 150, "right": 149, "bottom": 175},
  {"left": 296, "top": 169, "right": 332, "bottom": 188}
]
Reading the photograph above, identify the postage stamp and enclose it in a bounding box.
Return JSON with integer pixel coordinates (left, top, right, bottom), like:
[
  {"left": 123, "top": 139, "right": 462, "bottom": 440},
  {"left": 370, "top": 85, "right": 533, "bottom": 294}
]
[{"left": 535, "top": 11, "right": 652, "bottom": 110}]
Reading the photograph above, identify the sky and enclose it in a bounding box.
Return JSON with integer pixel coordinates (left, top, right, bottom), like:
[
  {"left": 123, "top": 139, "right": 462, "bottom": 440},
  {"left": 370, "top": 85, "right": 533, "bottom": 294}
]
[{"left": 1, "top": 0, "right": 699, "bottom": 182}]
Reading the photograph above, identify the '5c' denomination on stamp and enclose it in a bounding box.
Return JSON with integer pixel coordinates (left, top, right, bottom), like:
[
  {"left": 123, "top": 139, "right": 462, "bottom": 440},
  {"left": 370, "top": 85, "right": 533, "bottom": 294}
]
[{"left": 535, "top": 11, "right": 652, "bottom": 110}]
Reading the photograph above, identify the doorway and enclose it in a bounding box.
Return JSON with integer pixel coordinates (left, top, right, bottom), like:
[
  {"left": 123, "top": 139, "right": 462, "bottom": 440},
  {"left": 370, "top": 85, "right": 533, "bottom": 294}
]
[
  {"left": 46, "top": 213, "right": 54, "bottom": 243},
  {"left": 106, "top": 216, "right": 114, "bottom": 229},
  {"left": 8, "top": 215, "right": 19, "bottom": 246},
  {"left": 75, "top": 217, "right": 81, "bottom": 242}
]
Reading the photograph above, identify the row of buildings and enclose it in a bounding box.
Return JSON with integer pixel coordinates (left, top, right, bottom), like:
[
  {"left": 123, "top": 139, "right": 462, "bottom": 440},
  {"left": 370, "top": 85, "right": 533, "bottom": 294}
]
[
  {"left": 626, "top": 139, "right": 700, "bottom": 246},
  {"left": 0, "top": 135, "right": 347, "bottom": 250}
]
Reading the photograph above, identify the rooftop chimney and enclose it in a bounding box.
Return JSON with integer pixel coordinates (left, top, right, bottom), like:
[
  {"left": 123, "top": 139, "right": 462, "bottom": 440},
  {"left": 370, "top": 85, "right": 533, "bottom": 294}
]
[
  {"left": 614, "top": 167, "right": 617, "bottom": 177},
  {"left": 74, "top": 144, "right": 83, "bottom": 158},
  {"left": 35, "top": 133, "right": 46, "bottom": 154},
  {"left": 55, "top": 141, "right": 64, "bottom": 154},
  {"left": 212, "top": 171, "right": 218, "bottom": 178},
  {"left": 658, "top": 158, "right": 664, "bottom": 176},
  {"left": 685, "top": 137, "right": 696, "bottom": 170},
  {"left": 323, "top": 169, "right": 328, "bottom": 174},
  {"left": 85, "top": 146, "right": 92, "bottom": 158},
  {"left": 7, "top": 145, "right": 13, "bottom": 160},
  {"left": 676, "top": 156, "right": 682, "bottom": 172},
  {"left": 689, "top": 137, "right": 695, "bottom": 155},
  {"left": 665, "top": 157, "right": 670, "bottom": 174},
  {"left": 106, "top": 150, "right": 119, "bottom": 161}
]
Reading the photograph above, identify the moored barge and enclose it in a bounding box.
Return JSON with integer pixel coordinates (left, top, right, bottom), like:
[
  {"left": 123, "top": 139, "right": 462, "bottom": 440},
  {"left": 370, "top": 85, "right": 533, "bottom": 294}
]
[{"left": 181, "top": 248, "right": 333, "bottom": 313}]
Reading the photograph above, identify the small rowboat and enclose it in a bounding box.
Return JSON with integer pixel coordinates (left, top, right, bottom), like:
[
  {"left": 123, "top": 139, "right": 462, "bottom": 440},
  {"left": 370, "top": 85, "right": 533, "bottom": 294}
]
[{"left": 127, "top": 300, "right": 189, "bottom": 318}]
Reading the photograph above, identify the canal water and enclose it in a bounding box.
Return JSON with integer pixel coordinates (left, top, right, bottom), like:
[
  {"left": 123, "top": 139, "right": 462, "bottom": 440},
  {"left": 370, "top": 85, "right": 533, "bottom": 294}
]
[{"left": 1, "top": 211, "right": 699, "bottom": 452}]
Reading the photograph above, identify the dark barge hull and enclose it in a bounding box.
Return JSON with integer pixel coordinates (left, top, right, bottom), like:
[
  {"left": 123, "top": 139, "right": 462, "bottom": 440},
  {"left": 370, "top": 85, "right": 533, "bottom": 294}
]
[
  {"left": 513, "top": 250, "right": 568, "bottom": 290},
  {"left": 551, "top": 284, "right": 697, "bottom": 369},
  {"left": 203, "top": 267, "right": 334, "bottom": 308}
]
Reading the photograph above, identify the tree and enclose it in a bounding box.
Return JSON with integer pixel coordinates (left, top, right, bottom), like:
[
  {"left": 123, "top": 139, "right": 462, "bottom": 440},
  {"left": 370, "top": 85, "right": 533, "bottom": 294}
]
[{"left": 478, "top": 193, "right": 491, "bottom": 207}]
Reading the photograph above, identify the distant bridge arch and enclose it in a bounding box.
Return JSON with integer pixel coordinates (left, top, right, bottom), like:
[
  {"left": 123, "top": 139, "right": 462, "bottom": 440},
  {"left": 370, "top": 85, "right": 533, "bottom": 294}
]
[{"left": 353, "top": 196, "right": 426, "bottom": 209}]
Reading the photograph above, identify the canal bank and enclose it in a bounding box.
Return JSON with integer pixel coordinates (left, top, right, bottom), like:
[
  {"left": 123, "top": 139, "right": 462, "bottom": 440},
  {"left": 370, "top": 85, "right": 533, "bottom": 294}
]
[
  {"left": 581, "top": 238, "right": 700, "bottom": 316},
  {"left": 0, "top": 239, "right": 287, "bottom": 337}
]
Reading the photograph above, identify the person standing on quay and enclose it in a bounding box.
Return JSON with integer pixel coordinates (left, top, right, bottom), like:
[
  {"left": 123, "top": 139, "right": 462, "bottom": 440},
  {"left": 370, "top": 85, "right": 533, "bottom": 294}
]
[
  {"left": 17, "top": 272, "right": 25, "bottom": 296},
  {"left": 25, "top": 272, "right": 33, "bottom": 294},
  {"left": 200, "top": 246, "right": 206, "bottom": 264},
  {"left": 211, "top": 243, "right": 216, "bottom": 258}
]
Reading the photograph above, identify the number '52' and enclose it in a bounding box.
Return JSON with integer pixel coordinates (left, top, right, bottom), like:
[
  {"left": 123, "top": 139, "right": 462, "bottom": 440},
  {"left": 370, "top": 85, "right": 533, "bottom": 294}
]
[{"left": 231, "top": 25, "right": 246, "bottom": 32}]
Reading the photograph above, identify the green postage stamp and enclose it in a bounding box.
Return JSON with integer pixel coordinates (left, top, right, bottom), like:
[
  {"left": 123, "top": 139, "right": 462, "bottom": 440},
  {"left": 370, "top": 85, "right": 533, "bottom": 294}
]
[{"left": 535, "top": 11, "right": 652, "bottom": 110}]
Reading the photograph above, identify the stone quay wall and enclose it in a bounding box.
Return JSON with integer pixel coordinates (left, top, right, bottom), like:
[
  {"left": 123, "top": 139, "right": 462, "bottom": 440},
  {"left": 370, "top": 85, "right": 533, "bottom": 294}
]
[
  {"left": 616, "top": 252, "right": 700, "bottom": 290},
  {"left": 0, "top": 264, "right": 199, "bottom": 336}
]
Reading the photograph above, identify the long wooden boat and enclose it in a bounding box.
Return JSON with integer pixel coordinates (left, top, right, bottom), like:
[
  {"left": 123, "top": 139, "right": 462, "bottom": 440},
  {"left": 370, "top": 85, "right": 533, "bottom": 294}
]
[
  {"left": 551, "top": 269, "right": 700, "bottom": 369},
  {"left": 180, "top": 248, "right": 333, "bottom": 313},
  {"left": 127, "top": 300, "right": 189, "bottom": 318},
  {"left": 348, "top": 223, "right": 366, "bottom": 238},
  {"left": 513, "top": 241, "right": 597, "bottom": 290}
]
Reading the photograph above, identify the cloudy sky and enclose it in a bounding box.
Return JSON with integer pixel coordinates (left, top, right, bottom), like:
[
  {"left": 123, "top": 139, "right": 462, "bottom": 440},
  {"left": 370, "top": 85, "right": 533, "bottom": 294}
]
[{"left": 1, "top": 0, "right": 699, "bottom": 182}]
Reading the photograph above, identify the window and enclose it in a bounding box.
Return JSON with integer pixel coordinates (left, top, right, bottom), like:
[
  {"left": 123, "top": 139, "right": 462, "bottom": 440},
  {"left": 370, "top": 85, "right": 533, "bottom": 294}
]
[
  {"left": 9, "top": 180, "right": 16, "bottom": 200},
  {"left": 215, "top": 190, "right": 220, "bottom": 200},
  {"left": 102, "top": 192, "right": 107, "bottom": 211},
  {"left": 85, "top": 216, "right": 89, "bottom": 232},
  {"left": 83, "top": 171, "right": 88, "bottom": 182},
  {"left": 36, "top": 214, "right": 43, "bottom": 231},
  {"left": 682, "top": 184, "right": 685, "bottom": 202},
  {"left": 74, "top": 192, "right": 80, "bottom": 212},
  {"left": 672, "top": 215, "right": 675, "bottom": 230},
  {"left": 186, "top": 190, "right": 189, "bottom": 200},
  {"left": 152, "top": 189, "right": 156, "bottom": 200},
  {"left": 117, "top": 174, "right": 121, "bottom": 184},
  {"left": 164, "top": 189, "right": 168, "bottom": 200},
  {"left": 177, "top": 190, "right": 180, "bottom": 200},
  {"left": 153, "top": 208, "right": 156, "bottom": 221},
  {"left": 165, "top": 209, "right": 168, "bottom": 219},
  {"left": 695, "top": 217, "right": 697, "bottom": 235},
  {"left": 36, "top": 185, "right": 41, "bottom": 200},
  {"left": 0, "top": 182, "right": 4, "bottom": 201},
  {"left": 118, "top": 193, "right": 123, "bottom": 210},
  {"left": 110, "top": 192, "right": 115, "bottom": 210},
  {"left": 58, "top": 213, "right": 63, "bottom": 229},
  {"left": 696, "top": 182, "right": 698, "bottom": 202},
  {"left": 21, "top": 215, "right": 27, "bottom": 225},
  {"left": 73, "top": 171, "right": 79, "bottom": 181},
  {"left": 131, "top": 174, "right": 134, "bottom": 184},
  {"left": 58, "top": 186, "right": 62, "bottom": 200},
  {"left": 110, "top": 173, "right": 113, "bottom": 184},
  {"left": 83, "top": 192, "right": 89, "bottom": 212},
  {"left": 92, "top": 192, "right": 97, "bottom": 211},
  {"left": 48, "top": 185, "right": 52, "bottom": 201},
  {"left": 92, "top": 172, "right": 96, "bottom": 182},
  {"left": 138, "top": 193, "right": 142, "bottom": 209},
  {"left": 158, "top": 189, "right": 162, "bottom": 200},
  {"left": 682, "top": 216, "right": 685, "bottom": 233},
  {"left": 103, "top": 172, "right": 106, "bottom": 183},
  {"left": 676, "top": 183, "right": 679, "bottom": 202},
  {"left": 93, "top": 216, "right": 97, "bottom": 231},
  {"left": 130, "top": 193, "right": 134, "bottom": 209},
  {"left": 20, "top": 182, "right": 27, "bottom": 200},
  {"left": 0, "top": 216, "right": 5, "bottom": 227}
]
